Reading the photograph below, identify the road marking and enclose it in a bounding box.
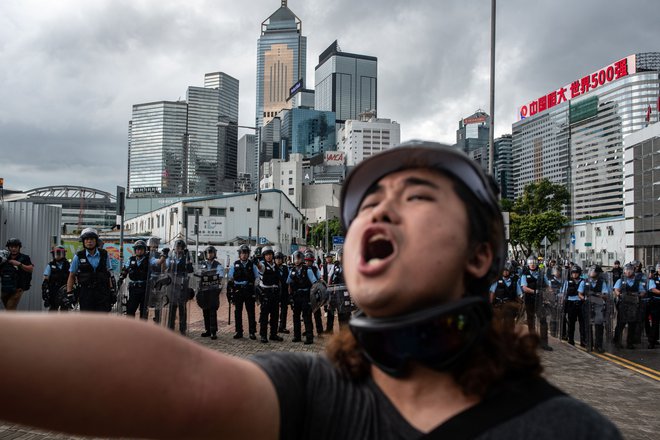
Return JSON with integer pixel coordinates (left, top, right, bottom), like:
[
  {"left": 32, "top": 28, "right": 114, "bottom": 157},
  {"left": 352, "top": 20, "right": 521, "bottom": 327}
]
[{"left": 565, "top": 342, "right": 660, "bottom": 382}]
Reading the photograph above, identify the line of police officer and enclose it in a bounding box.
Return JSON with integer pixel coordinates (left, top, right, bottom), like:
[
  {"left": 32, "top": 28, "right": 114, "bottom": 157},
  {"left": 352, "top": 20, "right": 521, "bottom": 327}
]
[{"left": 490, "top": 255, "right": 660, "bottom": 353}]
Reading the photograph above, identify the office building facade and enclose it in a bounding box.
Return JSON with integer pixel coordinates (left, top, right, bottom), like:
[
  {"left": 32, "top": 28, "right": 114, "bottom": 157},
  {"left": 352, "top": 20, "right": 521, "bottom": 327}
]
[
  {"left": 512, "top": 53, "right": 660, "bottom": 219},
  {"left": 338, "top": 112, "right": 400, "bottom": 166},
  {"left": 455, "top": 111, "right": 490, "bottom": 171},
  {"left": 281, "top": 107, "right": 336, "bottom": 158},
  {"left": 314, "top": 40, "right": 377, "bottom": 124},
  {"left": 494, "top": 134, "right": 514, "bottom": 200}
]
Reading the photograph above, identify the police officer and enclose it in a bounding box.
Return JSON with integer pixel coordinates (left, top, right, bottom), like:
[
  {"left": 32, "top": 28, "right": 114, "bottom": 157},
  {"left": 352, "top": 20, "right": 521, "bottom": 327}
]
[
  {"left": 287, "top": 250, "right": 317, "bottom": 344},
  {"left": 305, "top": 251, "right": 324, "bottom": 336},
  {"left": 613, "top": 263, "right": 645, "bottom": 349},
  {"left": 562, "top": 265, "right": 585, "bottom": 346},
  {"left": 66, "top": 229, "right": 114, "bottom": 312},
  {"left": 584, "top": 265, "right": 610, "bottom": 353},
  {"left": 329, "top": 253, "right": 352, "bottom": 328},
  {"left": 228, "top": 244, "right": 260, "bottom": 340},
  {"left": 146, "top": 237, "right": 169, "bottom": 323},
  {"left": 257, "top": 246, "right": 283, "bottom": 343},
  {"left": 0, "top": 238, "right": 33, "bottom": 311},
  {"left": 166, "top": 240, "right": 193, "bottom": 335},
  {"left": 197, "top": 246, "right": 224, "bottom": 340},
  {"left": 520, "top": 256, "right": 551, "bottom": 349},
  {"left": 647, "top": 264, "right": 660, "bottom": 349},
  {"left": 320, "top": 252, "right": 336, "bottom": 333},
  {"left": 489, "top": 262, "right": 522, "bottom": 331},
  {"left": 118, "top": 240, "right": 149, "bottom": 319},
  {"left": 42, "top": 246, "right": 70, "bottom": 311},
  {"left": 275, "top": 252, "right": 290, "bottom": 334}
]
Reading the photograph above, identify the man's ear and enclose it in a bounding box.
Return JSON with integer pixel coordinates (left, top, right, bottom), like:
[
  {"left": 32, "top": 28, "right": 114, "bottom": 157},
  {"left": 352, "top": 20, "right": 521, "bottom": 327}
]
[{"left": 466, "top": 242, "right": 493, "bottom": 279}]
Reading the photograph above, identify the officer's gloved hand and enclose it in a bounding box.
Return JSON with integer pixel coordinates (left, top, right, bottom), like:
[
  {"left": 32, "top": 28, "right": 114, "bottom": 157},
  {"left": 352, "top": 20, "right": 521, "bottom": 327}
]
[
  {"left": 162, "top": 248, "right": 170, "bottom": 257},
  {"left": 62, "top": 293, "right": 76, "bottom": 309},
  {"left": 41, "top": 281, "right": 49, "bottom": 301}
]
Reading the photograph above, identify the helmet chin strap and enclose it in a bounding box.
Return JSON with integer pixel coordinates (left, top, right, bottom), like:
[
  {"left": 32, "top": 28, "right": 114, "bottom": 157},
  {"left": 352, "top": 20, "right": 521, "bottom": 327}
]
[{"left": 349, "top": 296, "right": 492, "bottom": 377}]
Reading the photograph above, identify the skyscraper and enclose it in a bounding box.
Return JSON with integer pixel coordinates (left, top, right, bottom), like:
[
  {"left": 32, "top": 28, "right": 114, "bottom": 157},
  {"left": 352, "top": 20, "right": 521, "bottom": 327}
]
[
  {"left": 128, "top": 71, "right": 239, "bottom": 197},
  {"left": 128, "top": 101, "right": 188, "bottom": 197},
  {"left": 455, "top": 110, "right": 490, "bottom": 172},
  {"left": 315, "top": 40, "right": 377, "bottom": 124},
  {"left": 256, "top": 0, "right": 307, "bottom": 130}
]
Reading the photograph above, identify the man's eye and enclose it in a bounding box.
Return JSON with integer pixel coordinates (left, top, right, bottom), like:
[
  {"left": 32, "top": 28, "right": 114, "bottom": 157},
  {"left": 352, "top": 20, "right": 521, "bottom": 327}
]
[
  {"left": 407, "top": 194, "right": 433, "bottom": 201},
  {"left": 359, "top": 201, "right": 378, "bottom": 212}
]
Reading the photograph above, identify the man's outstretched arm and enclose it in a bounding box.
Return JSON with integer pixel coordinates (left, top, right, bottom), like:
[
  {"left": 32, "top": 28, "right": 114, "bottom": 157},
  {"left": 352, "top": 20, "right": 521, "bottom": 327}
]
[{"left": 0, "top": 314, "right": 279, "bottom": 440}]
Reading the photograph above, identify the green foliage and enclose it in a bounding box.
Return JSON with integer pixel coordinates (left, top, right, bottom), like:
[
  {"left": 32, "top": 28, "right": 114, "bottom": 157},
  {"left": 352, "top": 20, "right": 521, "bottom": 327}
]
[
  {"left": 509, "top": 179, "right": 570, "bottom": 256},
  {"left": 309, "top": 218, "right": 342, "bottom": 250},
  {"left": 500, "top": 198, "right": 514, "bottom": 212}
]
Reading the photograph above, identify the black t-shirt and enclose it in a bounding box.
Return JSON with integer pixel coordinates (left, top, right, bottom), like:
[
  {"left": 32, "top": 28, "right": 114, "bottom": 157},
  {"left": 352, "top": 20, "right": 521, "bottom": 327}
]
[{"left": 251, "top": 352, "right": 622, "bottom": 440}]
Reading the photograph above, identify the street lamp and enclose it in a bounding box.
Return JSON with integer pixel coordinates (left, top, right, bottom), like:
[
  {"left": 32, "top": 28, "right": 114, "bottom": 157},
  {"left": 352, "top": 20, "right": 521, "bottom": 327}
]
[{"left": 217, "top": 120, "right": 260, "bottom": 247}]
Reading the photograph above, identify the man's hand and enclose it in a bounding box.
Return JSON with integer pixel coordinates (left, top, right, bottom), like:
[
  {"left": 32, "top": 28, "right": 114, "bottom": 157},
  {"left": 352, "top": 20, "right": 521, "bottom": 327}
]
[
  {"left": 62, "top": 293, "right": 76, "bottom": 309},
  {"left": 162, "top": 248, "right": 170, "bottom": 257}
]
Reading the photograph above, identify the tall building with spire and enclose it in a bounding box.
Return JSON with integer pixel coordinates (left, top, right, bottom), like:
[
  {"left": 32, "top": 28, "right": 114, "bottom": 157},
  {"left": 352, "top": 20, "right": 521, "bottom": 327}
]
[{"left": 256, "top": 0, "right": 307, "bottom": 130}]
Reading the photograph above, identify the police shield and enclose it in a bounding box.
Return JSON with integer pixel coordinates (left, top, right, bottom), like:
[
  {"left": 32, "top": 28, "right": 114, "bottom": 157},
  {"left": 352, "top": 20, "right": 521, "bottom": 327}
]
[
  {"left": 116, "top": 278, "right": 129, "bottom": 315},
  {"left": 327, "top": 283, "right": 355, "bottom": 317},
  {"left": 146, "top": 249, "right": 171, "bottom": 323},
  {"left": 545, "top": 271, "right": 563, "bottom": 339},
  {"left": 310, "top": 280, "right": 329, "bottom": 313},
  {"left": 161, "top": 249, "right": 194, "bottom": 335},
  {"left": 194, "top": 262, "right": 221, "bottom": 311}
]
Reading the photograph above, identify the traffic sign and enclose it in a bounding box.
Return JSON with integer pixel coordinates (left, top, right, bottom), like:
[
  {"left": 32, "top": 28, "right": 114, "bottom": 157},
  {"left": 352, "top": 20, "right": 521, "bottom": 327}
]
[
  {"left": 571, "top": 234, "right": 576, "bottom": 245},
  {"left": 332, "top": 236, "right": 344, "bottom": 245},
  {"left": 540, "top": 236, "right": 550, "bottom": 246}
]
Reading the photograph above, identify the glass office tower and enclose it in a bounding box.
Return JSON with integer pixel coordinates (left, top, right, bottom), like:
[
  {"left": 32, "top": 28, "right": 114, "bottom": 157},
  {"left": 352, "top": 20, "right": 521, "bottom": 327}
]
[
  {"left": 128, "top": 101, "right": 188, "bottom": 197},
  {"left": 512, "top": 53, "right": 660, "bottom": 219},
  {"left": 256, "top": 0, "right": 306, "bottom": 130},
  {"left": 314, "top": 40, "right": 377, "bottom": 123}
]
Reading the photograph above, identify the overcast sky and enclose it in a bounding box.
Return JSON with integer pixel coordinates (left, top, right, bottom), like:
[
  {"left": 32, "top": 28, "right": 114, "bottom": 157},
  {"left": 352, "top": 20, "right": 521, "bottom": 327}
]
[{"left": 1, "top": 0, "right": 657, "bottom": 194}]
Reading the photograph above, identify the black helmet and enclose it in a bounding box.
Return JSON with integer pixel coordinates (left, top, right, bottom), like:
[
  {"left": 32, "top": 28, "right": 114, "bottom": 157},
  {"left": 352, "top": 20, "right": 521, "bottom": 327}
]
[
  {"left": 571, "top": 265, "right": 582, "bottom": 275},
  {"left": 274, "top": 251, "right": 285, "bottom": 260},
  {"left": 613, "top": 260, "right": 620, "bottom": 265},
  {"left": 254, "top": 246, "right": 263, "bottom": 257},
  {"left": 503, "top": 262, "right": 514, "bottom": 273},
  {"left": 292, "top": 250, "right": 304, "bottom": 260},
  {"left": 262, "top": 246, "right": 274, "bottom": 256},
  {"left": 238, "top": 244, "right": 250, "bottom": 254},
  {"left": 6, "top": 238, "right": 21, "bottom": 248},
  {"left": 623, "top": 263, "right": 635, "bottom": 273},
  {"left": 51, "top": 245, "right": 66, "bottom": 256},
  {"left": 304, "top": 250, "right": 315, "bottom": 261},
  {"left": 589, "top": 264, "right": 603, "bottom": 274},
  {"left": 205, "top": 245, "right": 217, "bottom": 254},
  {"left": 79, "top": 228, "right": 99, "bottom": 242},
  {"left": 133, "top": 240, "right": 147, "bottom": 251},
  {"left": 340, "top": 141, "right": 505, "bottom": 286},
  {"left": 175, "top": 239, "right": 186, "bottom": 249}
]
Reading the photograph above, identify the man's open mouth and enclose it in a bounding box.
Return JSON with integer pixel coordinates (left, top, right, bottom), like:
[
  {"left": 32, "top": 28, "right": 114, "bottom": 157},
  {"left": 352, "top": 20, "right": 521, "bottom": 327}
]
[{"left": 363, "top": 231, "right": 395, "bottom": 265}]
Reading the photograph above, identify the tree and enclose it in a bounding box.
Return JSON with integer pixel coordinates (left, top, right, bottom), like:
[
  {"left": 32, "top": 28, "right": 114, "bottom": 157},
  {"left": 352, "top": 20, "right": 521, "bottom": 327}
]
[
  {"left": 509, "top": 179, "right": 569, "bottom": 257},
  {"left": 309, "top": 218, "right": 342, "bottom": 250}
]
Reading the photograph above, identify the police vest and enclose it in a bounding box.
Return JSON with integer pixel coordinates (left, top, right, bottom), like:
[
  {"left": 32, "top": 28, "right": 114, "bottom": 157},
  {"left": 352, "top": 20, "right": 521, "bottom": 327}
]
[
  {"left": 584, "top": 278, "right": 604, "bottom": 295},
  {"left": 565, "top": 279, "right": 580, "bottom": 298},
  {"left": 522, "top": 269, "right": 540, "bottom": 292},
  {"left": 47, "top": 259, "right": 70, "bottom": 292},
  {"left": 494, "top": 276, "right": 518, "bottom": 301},
  {"left": 550, "top": 278, "right": 562, "bottom": 290},
  {"left": 127, "top": 255, "right": 149, "bottom": 282},
  {"left": 200, "top": 260, "right": 221, "bottom": 289},
  {"left": 331, "top": 264, "right": 345, "bottom": 284},
  {"left": 651, "top": 275, "right": 660, "bottom": 299},
  {"left": 277, "top": 264, "right": 289, "bottom": 286},
  {"left": 233, "top": 260, "right": 255, "bottom": 284},
  {"left": 262, "top": 262, "right": 279, "bottom": 286},
  {"left": 611, "top": 268, "right": 623, "bottom": 284},
  {"left": 290, "top": 266, "right": 312, "bottom": 290},
  {"left": 76, "top": 249, "right": 110, "bottom": 289},
  {"left": 171, "top": 254, "right": 191, "bottom": 275},
  {"left": 0, "top": 253, "right": 32, "bottom": 291},
  {"left": 322, "top": 263, "right": 332, "bottom": 283},
  {"left": 621, "top": 278, "right": 641, "bottom": 294}
]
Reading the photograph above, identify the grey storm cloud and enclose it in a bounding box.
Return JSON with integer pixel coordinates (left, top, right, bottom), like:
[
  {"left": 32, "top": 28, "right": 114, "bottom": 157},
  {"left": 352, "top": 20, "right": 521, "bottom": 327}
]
[{"left": 0, "top": 0, "right": 657, "bottom": 193}]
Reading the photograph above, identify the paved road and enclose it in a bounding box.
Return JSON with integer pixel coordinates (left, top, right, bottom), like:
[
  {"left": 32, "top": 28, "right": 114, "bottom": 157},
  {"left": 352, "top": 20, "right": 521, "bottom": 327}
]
[{"left": 1, "top": 301, "right": 659, "bottom": 439}]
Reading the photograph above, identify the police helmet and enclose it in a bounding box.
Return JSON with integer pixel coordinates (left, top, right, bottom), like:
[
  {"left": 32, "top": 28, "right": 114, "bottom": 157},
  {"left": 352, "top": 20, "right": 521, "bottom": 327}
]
[
  {"left": 175, "top": 239, "right": 186, "bottom": 249},
  {"left": 623, "top": 263, "right": 634, "bottom": 274},
  {"left": 6, "top": 238, "right": 22, "bottom": 248},
  {"left": 631, "top": 260, "right": 642, "bottom": 270},
  {"left": 79, "top": 228, "right": 99, "bottom": 242},
  {"left": 51, "top": 245, "right": 66, "bottom": 256},
  {"left": 292, "top": 250, "right": 304, "bottom": 261},
  {"left": 304, "top": 250, "right": 315, "bottom": 261},
  {"left": 205, "top": 245, "right": 217, "bottom": 254},
  {"left": 147, "top": 237, "right": 161, "bottom": 248},
  {"left": 274, "top": 251, "right": 285, "bottom": 260},
  {"left": 570, "top": 265, "right": 582, "bottom": 275},
  {"left": 588, "top": 265, "right": 602, "bottom": 277},
  {"left": 324, "top": 252, "right": 334, "bottom": 259},
  {"left": 133, "top": 240, "right": 147, "bottom": 251},
  {"left": 503, "top": 262, "right": 514, "bottom": 273},
  {"left": 262, "top": 246, "right": 274, "bottom": 256},
  {"left": 254, "top": 247, "right": 262, "bottom": 257},
  {"left": 527, "top": 256, "right": 538, "bottom": 267},
  {"left": 238, "top": 244, "right": 250, "bottom": 254},
  {"left": 647, "top": 265, "right": 656, "bottom": 274},
  {"left": 655, "top": 263, "right": 660, "bottom": 273},
  {"left": 340, "top": 140, "right": 505, "bottom": 287}
]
